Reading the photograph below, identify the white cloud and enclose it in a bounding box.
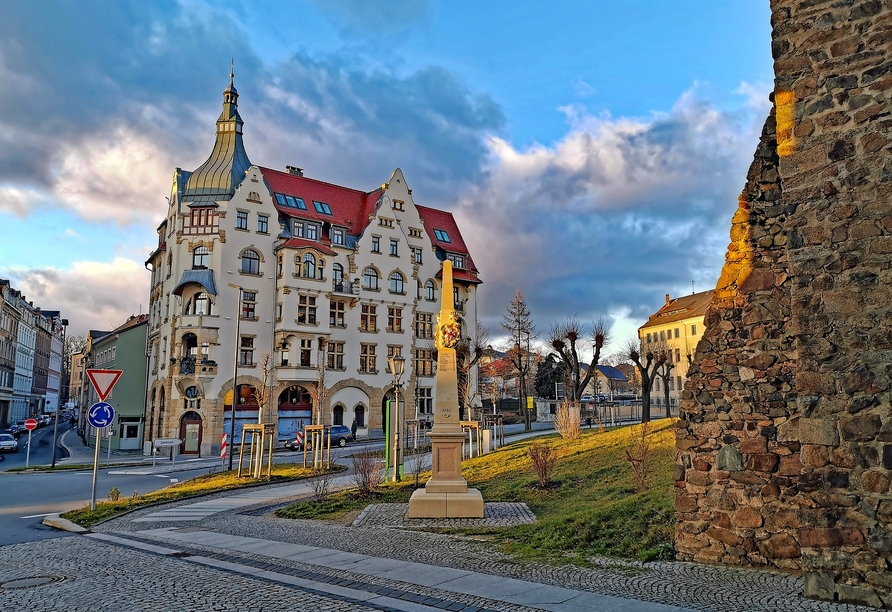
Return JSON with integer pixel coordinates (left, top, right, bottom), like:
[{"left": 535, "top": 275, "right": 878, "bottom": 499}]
[
  {"left": 7, "top": 258, "right": 149, "bottom": 337},
  {"left": 50, "top": 125, "right": 172, "bottom": 226},
  {"left": 0, "top": 185, "right": 42, "bottom": 217},
  {"left": 456, "top": 89, "right": 765, "bottom": 335}
]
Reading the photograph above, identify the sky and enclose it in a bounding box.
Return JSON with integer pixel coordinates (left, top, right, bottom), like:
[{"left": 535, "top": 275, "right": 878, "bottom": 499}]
[{"left": 0, "top": 0, "right": 774, "bottom": 355}]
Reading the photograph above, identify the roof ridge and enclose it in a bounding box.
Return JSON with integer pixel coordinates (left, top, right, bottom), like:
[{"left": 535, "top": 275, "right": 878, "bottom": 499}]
[{"left": 259, "top": 166, "right": 377, "bottom": 197}]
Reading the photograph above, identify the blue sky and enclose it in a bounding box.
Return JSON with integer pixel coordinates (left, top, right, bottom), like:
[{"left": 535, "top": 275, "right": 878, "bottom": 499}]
[{"left": 0, "top": 0, "right": 773, "bottom": 350}]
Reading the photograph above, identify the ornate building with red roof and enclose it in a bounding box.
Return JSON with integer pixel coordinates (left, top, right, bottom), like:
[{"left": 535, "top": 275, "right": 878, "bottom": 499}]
[{"left": 145, "top": 73, "right": 482, "bottom": 455}]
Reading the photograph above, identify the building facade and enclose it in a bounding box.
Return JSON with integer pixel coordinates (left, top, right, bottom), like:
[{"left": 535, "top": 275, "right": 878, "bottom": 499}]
[
  {"left": 82, "top": 315, "right": 149, "bottom": 450},
  {"left": 145, "top": 74, "right": 481, "bottom": 456},
  {"left": 0, "top": 281, "right": 20, "bottom": 425},
  {"left": 638, "top": 290, "right": 712, "bottom": 410}
]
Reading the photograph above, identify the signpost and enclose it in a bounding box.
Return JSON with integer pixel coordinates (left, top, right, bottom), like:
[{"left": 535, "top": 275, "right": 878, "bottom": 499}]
[
  {"left": 85, "top": 369, "right": 122, "bottom": 512},
  {"left": 153, "top": 438, "right": 182, "bottom": 468},
  {"left": 24, "top": 418, "right": 37, "bottom": 468}
]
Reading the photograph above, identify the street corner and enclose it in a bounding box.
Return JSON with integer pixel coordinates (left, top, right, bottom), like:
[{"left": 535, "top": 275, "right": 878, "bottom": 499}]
[{"left": 42, "top": 513, "right": 89, "bottom": 534}]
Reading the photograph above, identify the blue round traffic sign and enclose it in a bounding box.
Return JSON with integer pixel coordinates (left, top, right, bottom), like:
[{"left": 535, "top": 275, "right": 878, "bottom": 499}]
[{"left": 88, "top": 402, "right": 116, "bottom": 428}]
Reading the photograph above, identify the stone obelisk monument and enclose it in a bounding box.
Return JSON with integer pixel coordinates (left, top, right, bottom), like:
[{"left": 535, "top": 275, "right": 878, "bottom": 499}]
[{"left": 408, "top": 260, "right": 484, "bottom": 518}]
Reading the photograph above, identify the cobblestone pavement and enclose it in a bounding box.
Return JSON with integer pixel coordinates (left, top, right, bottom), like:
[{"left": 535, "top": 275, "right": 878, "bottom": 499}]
[
  {"left": 84, "top": 492, "right": 883, "bottom": 612},
  {"left": 353, "top": 502, "right": 537, "bottom": 528}
]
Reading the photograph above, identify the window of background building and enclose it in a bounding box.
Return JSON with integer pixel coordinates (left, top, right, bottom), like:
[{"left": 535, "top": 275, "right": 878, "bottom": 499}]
[
  {"left": 417, "top": 387, "right": 433, "bottom": 414},
  {"left": 300, "top": 339, "right": 312, "bottom": 366},
  {"left": 354, "top": 405, "right": 365, "bottom": 427},
  {"left": 330, "top": 300, "right": 345, "bottom": 327},
  {"left": 691, "top": 324, "right": 697, "bottom": 335},
  {"left": 674, "top": 328, "right": 680, "bottom": 338},
  {"left": 389, "top": 239, "right": 398, "bottom": 256},
  {"left": 257, "top": 214, "right": 269, "bottom": 234},
  {"left": 241, "top": 291, "right": 256, "bottom": 319},
  {"left": 332, "top": 228, "right": 345, "bottom": 245},
  {"left": 360, "top": 304, "right": 377, "bottom": 332},
  {"left": 192, "top": 246, "right": 209, "bottom": 269},
  {"left": 363, "top": 267, "right": 379, "bottom": 290},
  {"left": 389, "top": 271, "right": 404, "bottom": 294},
  {"left": 425, "top": 280, "right": 435, "bottom": 301},
  {"left": 327, "top": 342, "right": 344, "bottom": 370},
  {"left": 387, "top": 307, "right": 402, "bottom": 332},
  {"left": 239, "top": 337, "right": 254, "bottom": 366},
  {"left": 241, "top": 250, "right": 260, "bottom": 275},
  {"left": 386, "top": 345, "right": 402, "bottom": 371},
  {"left": 415, "top": 312, "right": 433, "bottom": 338},
  {"left": 298, "top": 295, "right": 317, "bottom": 324},
  {"left": 433, "top": 229, "right": 450, "bottom": 243},
  {"left": 414, "top": 348, "right": 435, "bottom": 376},
  {"left": 371, "top": 236, "right": 380, "bottom": 253},
  {"left": 236, "top": 211, "right": 248, "bottom": 230},
  {"left": 359, "top": 344, "right": 376, "bottom": 373}
]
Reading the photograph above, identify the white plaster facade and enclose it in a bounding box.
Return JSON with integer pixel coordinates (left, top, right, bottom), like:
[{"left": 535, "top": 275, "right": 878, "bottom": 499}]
[{"left": 145, "top": 76, "right": 481, "bottom": 456}]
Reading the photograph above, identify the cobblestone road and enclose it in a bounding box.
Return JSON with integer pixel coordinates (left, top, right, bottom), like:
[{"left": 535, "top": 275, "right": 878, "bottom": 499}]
[{"left": 1, "top": 484, "right": 884, "bottom": 612}]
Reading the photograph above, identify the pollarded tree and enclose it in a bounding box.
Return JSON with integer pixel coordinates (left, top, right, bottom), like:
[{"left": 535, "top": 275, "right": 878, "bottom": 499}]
[
  {"left": 502, "top": 290, "right": 535, "bottom": 431},
  {"left": 655, "top": 359, "right": 675, "bottom": 418},
  {"left": 534, "top": 353, "right": 563, "bottom": 399},
  {"left": 549, "top": 317, "right": 610, "bottom": 404},
  {"left": 625, "top": 338, "right": 669, "bottom": 423}
]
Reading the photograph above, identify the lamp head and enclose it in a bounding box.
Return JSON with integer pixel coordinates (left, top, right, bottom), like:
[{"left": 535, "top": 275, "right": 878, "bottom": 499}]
[{"left": 389, "top": 354, "right": 406, "bottom": 380}]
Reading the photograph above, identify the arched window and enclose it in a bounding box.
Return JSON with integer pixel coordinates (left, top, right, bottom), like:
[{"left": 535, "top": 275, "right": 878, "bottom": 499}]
[
  {"left": 192, "top": 246, "right": 209, "bottom": 269},
  {"left": 193, "top": 292, "right": 211, "bottom": 315},
  {"left": 303, "top": 253, "right": 316, "bottom": 278},
  {"left": 241, "top": 249, "right": 260, "bottom": 275},
  {"left": 363, "top": 267, "right": 378, "bottom": 290},
  {"left": 425, "top": 280, "right": 435, "bottom": 301},
  {"left": 354, "top": 405, "right": 366, "bottom": 428},
  {"left": 389, "top": 271, "right": 404, "bottom": 294},
  {"left": 332, "top": 263, "right": 344, "bottom": 286},
  {"left": 157, "top": 388, "right": 166, "bottom": 437},
  {"left": 333, "top": 404, "right": 344, "bottom": 426}
]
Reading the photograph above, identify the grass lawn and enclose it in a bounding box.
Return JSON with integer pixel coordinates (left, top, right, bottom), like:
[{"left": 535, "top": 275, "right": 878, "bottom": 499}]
[
  {"left": 277, "top": 420, "right": 677, "bottom": 564},
  {"left": 62, "top": 463, "right": 343, "bottom": 527}
]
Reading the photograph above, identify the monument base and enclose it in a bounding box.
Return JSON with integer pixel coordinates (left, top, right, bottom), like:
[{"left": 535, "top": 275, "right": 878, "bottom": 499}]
[{"left": 407, "top": 487, "right": 484, "bottom": 518}]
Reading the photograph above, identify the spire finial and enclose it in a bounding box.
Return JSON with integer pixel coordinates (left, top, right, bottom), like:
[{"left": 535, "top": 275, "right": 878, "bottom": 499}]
[{"left": 230, "top": 58, "right": 235, "bottom": 86}]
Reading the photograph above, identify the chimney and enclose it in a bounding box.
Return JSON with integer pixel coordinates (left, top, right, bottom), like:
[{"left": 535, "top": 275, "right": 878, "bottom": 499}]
[
  {"left": 665, "top": 293, "right": 671, "bottom": 305},
  {"left": 286, "top": 166, "right": 304, "bottom": 176}
]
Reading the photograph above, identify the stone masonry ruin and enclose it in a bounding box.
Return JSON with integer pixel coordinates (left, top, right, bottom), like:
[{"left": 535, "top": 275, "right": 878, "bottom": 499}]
[{"left": 675, "top": 0, "right": 892, "bottom": 607}]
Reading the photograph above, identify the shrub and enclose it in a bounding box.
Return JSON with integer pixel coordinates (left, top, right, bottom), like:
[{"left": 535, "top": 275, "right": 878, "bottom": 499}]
[
  {"left": 351, "top": 446, "right": 383, "bottom": 495},
  {"left": 310, "top": 467, "right": 334, "bottom": 502},
  {"left": 625, "top": 422, "right": 652, "bottom": 492},
  {"left": 528, "top": 442, "right": 557, "bottom": 488},
  {"left": 108, "top": 487, "right": 121, "bottom": 502}
]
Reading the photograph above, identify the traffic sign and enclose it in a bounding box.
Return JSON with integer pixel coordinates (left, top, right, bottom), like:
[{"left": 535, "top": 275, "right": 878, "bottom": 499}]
[
  {"left": 86, "top": 369, "right": 123, "bottom": 402},
  {"left": 24, "top": 418, "right": 38, "bottom": 431},
  {"left": 87, "top": 402, "right": 116, "bottom": 428}
]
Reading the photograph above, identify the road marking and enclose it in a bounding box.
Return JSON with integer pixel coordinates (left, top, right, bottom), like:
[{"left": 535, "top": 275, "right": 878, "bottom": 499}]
[{"left": 20, "top": 513, "right": 54, "bottom": 519}]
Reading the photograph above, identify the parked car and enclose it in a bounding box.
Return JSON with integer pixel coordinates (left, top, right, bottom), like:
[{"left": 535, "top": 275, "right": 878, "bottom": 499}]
[
  {"left": 0, "top": 433, "right": 18, "bottom": 453},
  {"left": 8, "top": 423, "right": 25, "bottom": 438},
  {"left": 329, "top": 425, "right": 354, "bottom": 447},
  {"left": 283, "top": 437, "right": 303, "bottom": 451}
]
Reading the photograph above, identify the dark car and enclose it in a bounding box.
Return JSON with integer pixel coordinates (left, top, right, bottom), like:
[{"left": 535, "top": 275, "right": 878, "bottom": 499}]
[
  {"left": 329, "top": 425, "right": 354, "bottom": 447},
  {"left": 283, "top": 437, "right": 303, "bottom": 451}
]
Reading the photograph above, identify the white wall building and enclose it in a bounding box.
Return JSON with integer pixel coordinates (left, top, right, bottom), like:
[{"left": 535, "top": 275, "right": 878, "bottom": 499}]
[{"left": 145, "top": 73, "right": 482, "bottom": 456}]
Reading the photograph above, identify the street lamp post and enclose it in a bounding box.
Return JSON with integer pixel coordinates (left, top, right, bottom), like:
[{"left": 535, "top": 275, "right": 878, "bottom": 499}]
[
  {"left": 388, "top": 353, "right": 405, "bottom": 482},
  {"left": 227, "top": 283, "right": 243, "bottom": 471}
]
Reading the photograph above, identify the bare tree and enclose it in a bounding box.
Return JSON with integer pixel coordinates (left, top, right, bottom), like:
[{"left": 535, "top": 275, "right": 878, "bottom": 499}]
[
  {"left": 625, "top": 338, "right": 669, "bottom": 423},
  {"left": 250, "top": 352, "right": 275, "bottom": 424},
  {"left": 502, "top": 290, "right": 535, "bottom": 431},
  {"left": 456, "top": 321, "right": 489, "bottom": 421},
  {"left": 655, "top": 359, "right": 675, "bottom": 418},
  {"left": 549, "top": 317, "right": 610, "bottom": 404}
]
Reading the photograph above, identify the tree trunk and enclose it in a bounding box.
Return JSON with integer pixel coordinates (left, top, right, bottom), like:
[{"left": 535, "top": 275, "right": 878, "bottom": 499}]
[{"left": 663, "top": 379, "right": 671, "bottom": 418}]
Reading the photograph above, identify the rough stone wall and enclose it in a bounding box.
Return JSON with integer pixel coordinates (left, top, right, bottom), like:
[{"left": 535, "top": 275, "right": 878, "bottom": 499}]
[{"left": 676, "top": 1, "right": 892, "bottom": 607}]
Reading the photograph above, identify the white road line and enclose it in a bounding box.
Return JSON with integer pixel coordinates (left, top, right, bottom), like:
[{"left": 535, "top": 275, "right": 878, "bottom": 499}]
[{"left": 20, "top": 513, "right": 54, "bottom": 519}]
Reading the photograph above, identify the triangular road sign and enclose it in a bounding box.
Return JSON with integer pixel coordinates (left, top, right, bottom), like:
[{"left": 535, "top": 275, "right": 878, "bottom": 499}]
[{"left": 87, "top": 369, "right": 123, "bottom": 401}]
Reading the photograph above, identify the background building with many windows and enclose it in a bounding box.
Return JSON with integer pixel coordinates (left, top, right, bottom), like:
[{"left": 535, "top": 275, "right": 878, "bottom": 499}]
[
  {"left": 145, "top": 74, "right": 481, "bottom": 456},
  {"left": 638, "top": 290, "right": 712, "bottom": 411}
]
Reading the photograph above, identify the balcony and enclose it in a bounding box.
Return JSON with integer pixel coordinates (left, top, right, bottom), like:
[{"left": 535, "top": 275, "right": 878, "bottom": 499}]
[{"left": 332, "top": 279, "right": 357, "bottom": 295}]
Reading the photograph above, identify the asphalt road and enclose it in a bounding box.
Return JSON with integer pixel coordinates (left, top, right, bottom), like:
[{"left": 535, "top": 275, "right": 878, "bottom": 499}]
[{"left": 0, "top": 424, "right": 65, "bottom": 470}]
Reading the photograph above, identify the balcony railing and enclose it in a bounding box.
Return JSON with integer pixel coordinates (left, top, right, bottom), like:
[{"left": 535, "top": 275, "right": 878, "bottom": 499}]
[
  {"left": 332, "top": 279, "right": 357, "bottom": 295},
  {"left": 179, "top": 357, "right": 195, "bottom": 375}
]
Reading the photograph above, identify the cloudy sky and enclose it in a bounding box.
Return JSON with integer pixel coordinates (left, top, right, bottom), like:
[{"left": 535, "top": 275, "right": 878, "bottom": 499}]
[{"left": 0, "top": 0, "right": 773, "bottom": 352}]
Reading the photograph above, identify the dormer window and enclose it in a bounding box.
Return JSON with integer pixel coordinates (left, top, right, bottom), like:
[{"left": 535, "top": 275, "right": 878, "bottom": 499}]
[
  {"left": 276, "top": 193, "right": 307, "bottom": 210},
  {"left": 446, "top": 253, "right": 464, "bottom": 269},
  {"left": 332, "top": 228, "right": 345, "bottom": 245},
  {"left": 313, "top": 201, "right": 332, "bottom": 215},
  {"left": 434, "top": 229, "right": 451, "bottom": 243}
]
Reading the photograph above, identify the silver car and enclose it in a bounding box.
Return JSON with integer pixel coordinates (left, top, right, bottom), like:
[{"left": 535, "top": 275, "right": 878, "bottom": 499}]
[{"left": 0, "top": 433, "right": 18, "bottom": 453}]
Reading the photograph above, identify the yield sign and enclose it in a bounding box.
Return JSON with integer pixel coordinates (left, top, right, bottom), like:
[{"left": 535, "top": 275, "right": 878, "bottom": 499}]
[{"left": 86, "top": 369, "right": 123, "bottom": 401}]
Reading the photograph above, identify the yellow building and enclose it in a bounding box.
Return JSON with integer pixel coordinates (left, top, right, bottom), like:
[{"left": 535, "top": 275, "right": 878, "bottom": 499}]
[{"left": 638, "top": 290, "right": 713, "bottom": 411}]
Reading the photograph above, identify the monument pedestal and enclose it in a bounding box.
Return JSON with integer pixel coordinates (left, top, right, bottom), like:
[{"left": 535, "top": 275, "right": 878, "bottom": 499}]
[{"left": 408, "top": 428, "right": 484, "bottom": 518}]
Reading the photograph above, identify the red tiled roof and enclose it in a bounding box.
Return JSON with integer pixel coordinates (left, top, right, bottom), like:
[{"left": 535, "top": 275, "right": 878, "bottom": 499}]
[
  {"left": 639, "top": 290, "right": 714, "bottom": 330},
  {"left": 260, "top": 167, "right": 382, "bottom": 232},
  {"left": 275, "top": 237, "right": 337, "bottom": 256},
  {"left": 416, "top": 205, "right": 477, "bottom": 270},
  {"left": 436, "top": 268, "right": 482, "bottom": 284}
]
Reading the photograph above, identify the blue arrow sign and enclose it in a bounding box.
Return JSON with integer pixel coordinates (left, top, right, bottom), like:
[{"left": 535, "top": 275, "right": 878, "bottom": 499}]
[{"left": 88, "top": 402, "right": 116, "bottom": 428}]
